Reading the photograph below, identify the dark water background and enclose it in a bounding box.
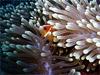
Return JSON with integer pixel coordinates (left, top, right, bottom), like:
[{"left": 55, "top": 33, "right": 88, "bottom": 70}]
[
  {"left": 0, "top": 0, "right": 36, "bottom": 7},
  {"left": 0, "top": 0, "right": 20, "bottom": 7}
]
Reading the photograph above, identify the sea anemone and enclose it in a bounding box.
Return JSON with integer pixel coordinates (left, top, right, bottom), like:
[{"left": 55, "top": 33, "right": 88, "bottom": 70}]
[
  {"left": 0, "top": 4, "right": 15, "bottom": 33},
  {"left": 0, "top": 1, "right": 82, "bottom": 75},
  {"left": 0, "top": 1, "right": 51, "bottom": 74},
  {"left": 0, "top": 0, "right": 45, "bottom": 34},
  {"left": 42, "top": 0, "right": 100, "bottom": 72},
  {"left": 1, "top": 18, "right": 82, "bottom": 75},
  {"left": 1, "top": 16, "right": 55, "bottom": 74}
]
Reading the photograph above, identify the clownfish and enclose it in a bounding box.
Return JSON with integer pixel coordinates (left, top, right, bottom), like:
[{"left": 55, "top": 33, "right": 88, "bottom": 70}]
[{"left": 40, "top": 25, "right": 54, "bottom": 41}]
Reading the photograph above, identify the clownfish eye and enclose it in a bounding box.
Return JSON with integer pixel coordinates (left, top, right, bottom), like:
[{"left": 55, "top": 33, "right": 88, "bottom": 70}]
[{"left": 44, "top": 27, "right": 47, "bottom": 30}]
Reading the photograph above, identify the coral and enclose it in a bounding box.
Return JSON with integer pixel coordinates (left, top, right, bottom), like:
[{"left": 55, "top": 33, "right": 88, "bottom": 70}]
[{"left": 42, "top": 0, "right": 100, "bottom": 72}]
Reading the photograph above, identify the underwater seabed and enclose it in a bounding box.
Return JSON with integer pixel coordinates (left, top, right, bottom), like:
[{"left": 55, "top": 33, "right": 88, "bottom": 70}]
[{"left": 0, "top": 0, "right": 100, "bottom": 75}]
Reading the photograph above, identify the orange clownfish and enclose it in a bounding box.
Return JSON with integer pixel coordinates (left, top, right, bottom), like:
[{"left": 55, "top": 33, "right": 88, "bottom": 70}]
[{"left": 40, "top": 25, "right": 55, "bottom": 41}]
